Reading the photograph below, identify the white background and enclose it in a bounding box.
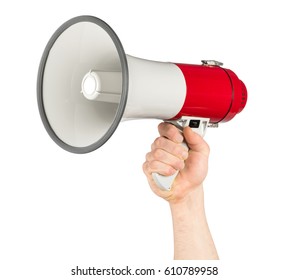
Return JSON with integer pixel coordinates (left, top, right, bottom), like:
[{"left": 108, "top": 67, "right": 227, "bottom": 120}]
[{"left": 1, "top": 0, "right": 288, "bottom": 279}]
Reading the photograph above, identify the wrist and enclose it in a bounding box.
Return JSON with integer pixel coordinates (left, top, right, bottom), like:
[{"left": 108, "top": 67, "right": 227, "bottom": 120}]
[{"left": 169, "top": 184, "right": 205, "bottom": 210}]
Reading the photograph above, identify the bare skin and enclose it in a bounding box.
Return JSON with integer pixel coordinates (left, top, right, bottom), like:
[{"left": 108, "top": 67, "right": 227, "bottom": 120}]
[{"left": 143, "top": 122, "right": 218, "bottom": 260}]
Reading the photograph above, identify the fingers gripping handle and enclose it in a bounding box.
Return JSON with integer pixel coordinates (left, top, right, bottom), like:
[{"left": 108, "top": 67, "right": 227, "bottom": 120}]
[
  {"left": 152, "top": 117, "right": 210, "bottom": 191},
  {"left": 152, "top": 141, "right": 188, "bottom": 190}
]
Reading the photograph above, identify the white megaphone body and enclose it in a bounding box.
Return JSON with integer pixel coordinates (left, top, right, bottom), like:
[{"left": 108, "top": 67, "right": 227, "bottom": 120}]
[{"left": 37, "top": 16, "right": 247, "bottom": 190}]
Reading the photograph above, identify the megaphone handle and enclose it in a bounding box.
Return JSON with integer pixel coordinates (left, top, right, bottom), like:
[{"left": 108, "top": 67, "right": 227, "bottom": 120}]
[{"left": 152, "top": 117, "right": 210, "bottom": 191}]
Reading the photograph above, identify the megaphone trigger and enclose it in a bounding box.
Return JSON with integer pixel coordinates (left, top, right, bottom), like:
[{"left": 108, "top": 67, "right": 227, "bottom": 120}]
[{"left": 152, "top": 117, "right": 210, "bottom": 191}]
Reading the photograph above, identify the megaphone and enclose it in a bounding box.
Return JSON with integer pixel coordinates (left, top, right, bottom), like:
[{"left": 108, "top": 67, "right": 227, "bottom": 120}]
[{"left": 37, "top": 16, "right": 247, "bottom": 190}]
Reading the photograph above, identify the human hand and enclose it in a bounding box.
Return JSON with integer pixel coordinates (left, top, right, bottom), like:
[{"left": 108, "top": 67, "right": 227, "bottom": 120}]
[{"left": 143, "top": 122, "right": 210, "bottom": 204}]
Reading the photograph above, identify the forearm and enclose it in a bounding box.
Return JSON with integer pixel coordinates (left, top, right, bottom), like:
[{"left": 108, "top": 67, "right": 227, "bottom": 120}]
[{"left": 169, "top": 185, "right": 219, "bottom": 260}]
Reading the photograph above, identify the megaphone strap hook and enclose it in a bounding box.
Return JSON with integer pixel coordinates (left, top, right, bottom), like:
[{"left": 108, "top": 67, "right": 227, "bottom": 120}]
[{"left": 201, "top": 60, "right": 224, "bottom": 67}]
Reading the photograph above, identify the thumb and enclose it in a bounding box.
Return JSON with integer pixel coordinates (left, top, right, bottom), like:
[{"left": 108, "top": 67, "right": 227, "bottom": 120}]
[{"left": 183, "top": 127, "right": 210, "bottom": 157}]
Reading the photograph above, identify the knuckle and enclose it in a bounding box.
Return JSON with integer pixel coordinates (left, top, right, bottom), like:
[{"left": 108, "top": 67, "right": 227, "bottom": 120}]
[
  {"left": 157, "top": 122, "right": 164, "bottom": 131},
  {"left": 154, "top": 136, "right": 164, "bottom": 147},
  {"left": 153, "top": 137, "right": 161, "bottom": 147},
  {"left": 142, "top": 161, "right": 152, "bottom": 176},
  {"left": 148, "top": 160, "right": 157, "bottom": 169},
  {"left": 149, "top": 160, "right": 160, "bottom": 171},
  {"left": 153, "top": 148, "right": 164, "bottom": 160},
  {"left": 142, "top": 161, "right": 147, "bottom": 172},
  {"left": 145, "top": 152, "right": 151, "bottom": 161}
]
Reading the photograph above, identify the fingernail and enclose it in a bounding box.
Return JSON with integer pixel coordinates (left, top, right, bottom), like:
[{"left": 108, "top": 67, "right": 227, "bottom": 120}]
[{"left": 182, "top": 150, "right": 189, "bottom": 159}]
